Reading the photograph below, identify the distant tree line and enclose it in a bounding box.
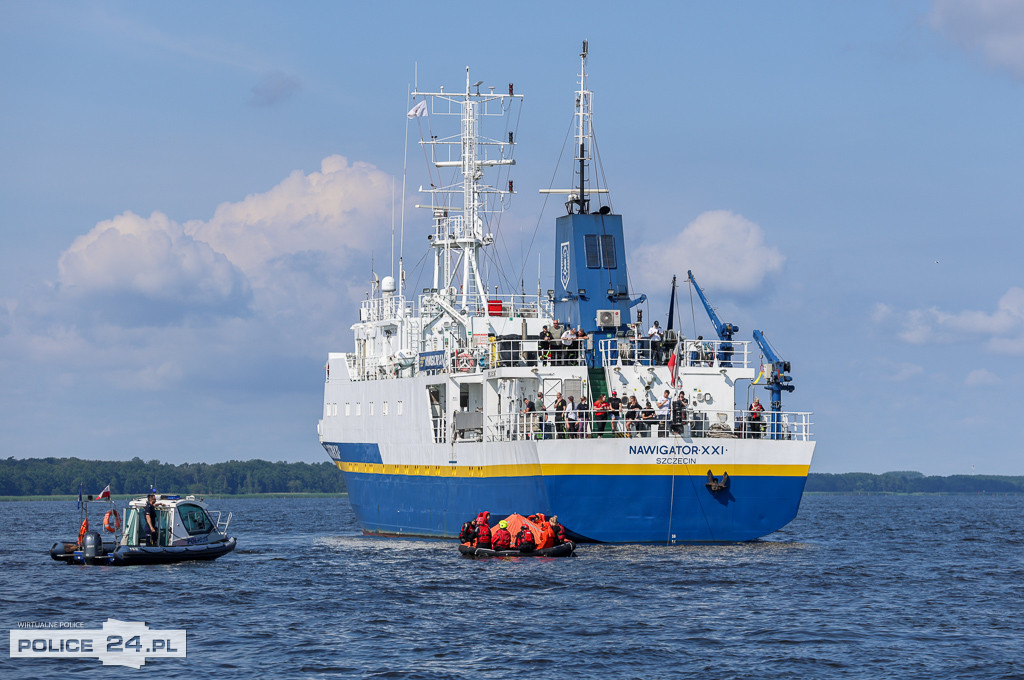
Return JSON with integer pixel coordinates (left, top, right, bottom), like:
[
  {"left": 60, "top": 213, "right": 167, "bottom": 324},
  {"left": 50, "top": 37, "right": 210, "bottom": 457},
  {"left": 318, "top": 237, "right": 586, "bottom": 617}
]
[
  {"left": 0, "top": 457, "right": 346, "bottom": 496},
  {"left": 3, "top": 458, "right": 1022, "bottom": 496},
  {"left": 806, "top": 471, "right": 1024, "bottom": 493}
]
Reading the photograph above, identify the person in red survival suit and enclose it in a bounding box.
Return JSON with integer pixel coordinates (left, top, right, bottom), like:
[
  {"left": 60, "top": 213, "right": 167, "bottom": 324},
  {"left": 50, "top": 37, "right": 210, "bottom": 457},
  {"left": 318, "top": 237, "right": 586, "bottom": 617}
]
[
  {"left": 491, "top": 520, "right": 512, "bottom": 550},
  {"left": 515, "top": 524, "right": 536, "bottom": 552},
  {"left": 474, "top": 512, "right": 492, "bottom": 549},
  {"left": 549, "top": 515, "right": 567, "bottom": 545}
]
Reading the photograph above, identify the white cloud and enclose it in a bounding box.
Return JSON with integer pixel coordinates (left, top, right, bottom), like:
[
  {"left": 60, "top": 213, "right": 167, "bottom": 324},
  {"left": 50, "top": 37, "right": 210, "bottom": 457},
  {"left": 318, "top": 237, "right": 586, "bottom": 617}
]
[
  {"left": 888, "top": 287, "right": 1024, "bottom": 353},
  {"left": 965, "top": 368, "right": 1000, "bottom": 386},
  {"left": 929, "top": 0, "right": 1024, "bottom": 78},
  {"left": 32, "top": 155, "right": 395, "bottom": 392},
  {"left": 58, "top": 210, "right": 250, "bottom": 316},
  {"left": 632, "top": 210, "right": 784, "bottom": 294},
  {"left": 188, "top": 155, "right": 391, "bottom": 281}
]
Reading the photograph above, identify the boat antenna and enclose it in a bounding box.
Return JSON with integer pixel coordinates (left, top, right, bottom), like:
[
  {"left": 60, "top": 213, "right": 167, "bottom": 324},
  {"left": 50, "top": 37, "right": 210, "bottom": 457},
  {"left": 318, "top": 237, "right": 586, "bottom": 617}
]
[
  {"left": 399, "top": 76, "right": 413, "bottom": 297},
  {"left": 666, "top": 274, "right": 677, "bottom": 331},
  {"left": 576, "top": 40, "right": 589, "bottom": 215}
]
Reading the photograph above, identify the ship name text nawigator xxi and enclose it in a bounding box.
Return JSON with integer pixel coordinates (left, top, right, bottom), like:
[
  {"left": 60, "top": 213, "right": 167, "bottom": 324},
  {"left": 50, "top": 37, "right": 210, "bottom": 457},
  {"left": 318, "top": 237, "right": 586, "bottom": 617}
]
[{"left": 318, "top": 43, "right": 815, "bottom": 543}]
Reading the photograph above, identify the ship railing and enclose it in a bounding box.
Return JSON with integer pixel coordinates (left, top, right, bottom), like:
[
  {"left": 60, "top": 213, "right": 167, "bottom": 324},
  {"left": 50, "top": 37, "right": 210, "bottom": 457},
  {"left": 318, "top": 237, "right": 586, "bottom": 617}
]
[
  {"left": 416, "top": 293, "right": 553, "bottom": 320},
  {"left": 486, "top": 337, "right": 587, "bottom": 368},
  {"left": 359, "top": 295, "right": 412, "bottom": 322},
  {"left": 598, "top": 338, "right": 751, "bottom": 369},
  {"left": 209, "top": 510, "right": 232, "bottom": 536},
  {"left": 347, "top": 354, "right": 406, "bottom": 381},
  {"left": 481, "top": 408, "right": 812, "bottom": 442}
]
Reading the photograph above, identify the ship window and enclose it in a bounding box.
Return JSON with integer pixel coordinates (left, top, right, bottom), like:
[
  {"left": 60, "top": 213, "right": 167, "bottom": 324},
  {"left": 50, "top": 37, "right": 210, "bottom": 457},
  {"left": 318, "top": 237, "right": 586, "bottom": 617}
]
[
  {"left": 332, "top": 403, "right": 338, "bottom": 416},
  {"left": 584, "top": 234, "right": 617, "bottom": 269},
  {"left": 356, "top": 403, "right": 362, "bottom": 416},
  {"left": 397, "top": 400, "right": 403, "bottom": 415},
  {"left": 344, "top": 402, "right": 351, "bottom": 416},
  {"left": 369, "top": 402, "right": 375, "bottom": 416},
  {"left": 178, "top": 503, "right": 213, "bottom": 535},
  {"left": 584, "top": 235, "right": 601, "bottom": 269},
  {"left": 383, "top": 401, "right": 389, "bottom": 416},
  {"left": 601, "top": 235, "right": 617, "bottom": 269}
]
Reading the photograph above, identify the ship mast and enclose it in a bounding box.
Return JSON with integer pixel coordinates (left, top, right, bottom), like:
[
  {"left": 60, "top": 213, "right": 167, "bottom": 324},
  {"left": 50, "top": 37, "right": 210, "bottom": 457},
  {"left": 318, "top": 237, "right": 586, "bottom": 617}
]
[
  {"left": 413, "top": 69, "right": 522, "bottom": 314},
  {"left": 540, "top": 40, "right": 609, "bottom": 214}
]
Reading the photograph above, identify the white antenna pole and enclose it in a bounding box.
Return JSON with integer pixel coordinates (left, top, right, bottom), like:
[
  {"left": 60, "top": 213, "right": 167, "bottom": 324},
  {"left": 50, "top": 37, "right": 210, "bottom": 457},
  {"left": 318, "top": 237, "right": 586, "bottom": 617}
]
[
  {"left": 391, "top": 177, "right": 395, "bottom": 279},
  {"left": 399, "top": 81, "right": 412, "bottom": 298}
]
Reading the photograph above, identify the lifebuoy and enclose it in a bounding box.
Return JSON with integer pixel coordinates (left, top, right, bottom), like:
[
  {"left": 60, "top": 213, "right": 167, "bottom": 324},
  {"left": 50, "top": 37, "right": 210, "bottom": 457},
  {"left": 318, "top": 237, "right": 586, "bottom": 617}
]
[
  {"left": 78, "top": 518, "right": 89, "bottom": 546},
  {"left": 456, "top": 352, "right": 475, "bottom": 372},
  {"left": 103, "top": 509, "right": 121, "bottom": 532}
]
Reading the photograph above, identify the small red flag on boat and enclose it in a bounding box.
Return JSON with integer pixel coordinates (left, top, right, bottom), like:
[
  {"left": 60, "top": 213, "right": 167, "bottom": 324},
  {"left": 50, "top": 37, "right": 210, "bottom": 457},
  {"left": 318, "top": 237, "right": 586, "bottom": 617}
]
[{"left": 96, "top": 484, "right": 111, "bottom": 500}]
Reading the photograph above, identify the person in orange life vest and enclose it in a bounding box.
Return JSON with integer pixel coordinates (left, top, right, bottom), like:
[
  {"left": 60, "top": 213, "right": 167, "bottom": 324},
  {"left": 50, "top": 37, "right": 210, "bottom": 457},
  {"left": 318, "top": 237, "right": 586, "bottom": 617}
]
[
  {"left": 474, "top": 512, "right": 492, "bottom": 549},
  {"left": 515, "top": 524, "right": 536, "bottom": 552},
  {"left": 549, "top": 515, "right": 567, "bottom": 545},
  {"left": 491, "top": 520, "right": 512, "bottom": 550}
]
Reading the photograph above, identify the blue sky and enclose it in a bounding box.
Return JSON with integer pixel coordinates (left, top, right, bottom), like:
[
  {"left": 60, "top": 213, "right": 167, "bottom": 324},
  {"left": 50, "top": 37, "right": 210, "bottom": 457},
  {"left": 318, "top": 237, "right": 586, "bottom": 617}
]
[{"left": 2, "top": 1, "right": 1022, "bottom": 475}]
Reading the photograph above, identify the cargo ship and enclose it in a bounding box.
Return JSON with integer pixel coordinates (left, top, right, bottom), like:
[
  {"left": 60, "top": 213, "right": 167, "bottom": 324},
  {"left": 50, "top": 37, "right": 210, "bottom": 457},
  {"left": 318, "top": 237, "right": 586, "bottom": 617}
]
[{"left": 318, "top": 44, "right": 815, "bottom": 542}]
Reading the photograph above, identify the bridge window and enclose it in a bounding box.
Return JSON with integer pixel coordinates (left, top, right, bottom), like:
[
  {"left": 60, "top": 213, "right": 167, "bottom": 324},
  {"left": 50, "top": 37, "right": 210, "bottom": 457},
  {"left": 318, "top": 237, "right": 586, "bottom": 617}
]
[{"left": 584, "top": 234, "right": 617, "bottom": 269}]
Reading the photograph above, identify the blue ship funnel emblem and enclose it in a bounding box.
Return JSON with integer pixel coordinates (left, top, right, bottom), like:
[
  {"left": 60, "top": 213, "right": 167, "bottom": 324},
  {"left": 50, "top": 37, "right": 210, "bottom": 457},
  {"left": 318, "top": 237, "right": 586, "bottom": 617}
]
[{"left": 560, "top": 241, "right": 570, "bottom": 289}]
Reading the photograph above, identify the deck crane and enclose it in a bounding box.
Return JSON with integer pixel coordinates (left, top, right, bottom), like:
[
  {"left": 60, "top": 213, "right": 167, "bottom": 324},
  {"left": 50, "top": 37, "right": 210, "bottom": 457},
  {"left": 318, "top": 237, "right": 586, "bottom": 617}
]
[
  {"left": 687, "top": 270, "right": 795, "bottom": 440},
  {"left": 751, "top": 330, "right": 794, "bottom": 440},
  {"left": 686, "top": 270, "right": 738, "bottom": 367}
]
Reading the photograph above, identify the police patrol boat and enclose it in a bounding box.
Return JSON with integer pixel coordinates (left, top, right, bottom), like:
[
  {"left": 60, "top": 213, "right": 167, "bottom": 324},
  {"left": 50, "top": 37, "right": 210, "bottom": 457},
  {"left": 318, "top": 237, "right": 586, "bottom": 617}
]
[
  {"left": 318, "top": 43, "right": 816, "bottom": 543},
  {"left": 50, "top": 493, "right": 236, "bottom": 566}
]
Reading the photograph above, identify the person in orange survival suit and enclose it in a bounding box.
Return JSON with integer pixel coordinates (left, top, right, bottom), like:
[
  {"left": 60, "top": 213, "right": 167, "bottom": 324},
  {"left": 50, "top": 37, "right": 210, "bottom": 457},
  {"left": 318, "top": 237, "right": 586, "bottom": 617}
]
[
  {"left": 535, "top": 514, "right": 556, "bottom": 550},
  {"left": 491, "top": 520, "right": 512, "bottom": 550},
  {"left": 474, "top": 512, "right": 492, "bottom": 549}
]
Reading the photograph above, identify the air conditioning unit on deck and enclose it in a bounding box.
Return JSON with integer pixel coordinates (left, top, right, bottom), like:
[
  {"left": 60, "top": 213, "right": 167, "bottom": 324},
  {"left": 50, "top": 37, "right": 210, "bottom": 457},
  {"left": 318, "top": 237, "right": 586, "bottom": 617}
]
[{"left": 596, "top": 309, "right": 621, "bottom": 328}]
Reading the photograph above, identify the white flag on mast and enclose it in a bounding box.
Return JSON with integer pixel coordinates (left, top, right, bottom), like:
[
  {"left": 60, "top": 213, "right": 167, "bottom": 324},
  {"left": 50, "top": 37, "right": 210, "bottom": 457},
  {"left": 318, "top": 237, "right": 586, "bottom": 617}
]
[{"left": 407, "top": 100, "right": 427, "bottom": 119}]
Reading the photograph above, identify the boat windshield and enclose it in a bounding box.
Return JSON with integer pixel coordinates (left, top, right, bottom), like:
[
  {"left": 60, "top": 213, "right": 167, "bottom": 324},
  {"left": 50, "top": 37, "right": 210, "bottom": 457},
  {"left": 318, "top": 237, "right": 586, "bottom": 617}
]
[
  {"left": 178, "top": 503, "right": 214, "bottom": 535},
  {"left": 123, "top": 508, "right": 140, "bottom": 546}
]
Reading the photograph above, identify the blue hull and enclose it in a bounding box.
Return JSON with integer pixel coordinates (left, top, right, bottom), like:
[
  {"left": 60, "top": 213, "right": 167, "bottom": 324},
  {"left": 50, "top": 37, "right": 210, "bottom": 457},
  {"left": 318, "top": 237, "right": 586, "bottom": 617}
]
[{"left": 335, "top": 458, "right": 807, "bottom": 543}]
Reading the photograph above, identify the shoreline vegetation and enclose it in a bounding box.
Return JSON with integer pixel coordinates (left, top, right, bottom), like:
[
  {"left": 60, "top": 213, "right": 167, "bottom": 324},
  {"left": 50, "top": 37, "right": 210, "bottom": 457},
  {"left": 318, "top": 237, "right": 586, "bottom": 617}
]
[{"left": 2, "top": 458, "right": 1023, "bottom": 498}]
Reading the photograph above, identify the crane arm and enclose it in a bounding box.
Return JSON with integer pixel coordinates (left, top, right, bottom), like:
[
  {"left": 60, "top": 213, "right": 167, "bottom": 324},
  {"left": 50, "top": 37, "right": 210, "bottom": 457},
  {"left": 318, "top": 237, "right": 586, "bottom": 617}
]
[{"left": 686, "top": 270, "right": 738, "bottom": 341}]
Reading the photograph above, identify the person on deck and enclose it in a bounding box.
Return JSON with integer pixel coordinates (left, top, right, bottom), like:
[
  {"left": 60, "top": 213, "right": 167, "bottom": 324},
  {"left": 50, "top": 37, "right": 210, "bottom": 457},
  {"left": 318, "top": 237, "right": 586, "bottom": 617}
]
[
  {"left": 560, "top": 326, "right": 575, "bottom": 366},
  {"left": 143, "top": 494, "right": 159, "bottom": 546},
  {"left": 624, "top": 395, "right": 641, "bottom": 437},
  {"left": 657, "top": 390, "right": 671, "bottom": 436},
  {"left": 491, "top": 520, "right": 512, "bottom": 550},
  {"left": 593, "top": 394, "right": 609, "bottom": 435},
  {"left": 608, "top": 391, "right": 622, "bottom": 433},
  {"left": 641, "top": 400, "right": 657, "bottom": 436},
  {"left": 539, "top": 325, "right": 553, "bottom": 366},
  {"left": 515, "top": 524, "right": 536, "bottom": 552},
  {"left": 566, "top": 395, "right": 578, "bottom": 436},
  {"left": 576, "top": 396, "right": 590, "bottom": 438},
  {"left": 553, "top": 392, "right": 568, "bottom": 438},
  {"left": 671, "top": 392, "right": 689, "bottom": 435},
  {"left": 521, "top": 396, "right": 536, "bottom": 440},
  {"left": 749, "top": 397, "right": 765, "bottom": 439}
]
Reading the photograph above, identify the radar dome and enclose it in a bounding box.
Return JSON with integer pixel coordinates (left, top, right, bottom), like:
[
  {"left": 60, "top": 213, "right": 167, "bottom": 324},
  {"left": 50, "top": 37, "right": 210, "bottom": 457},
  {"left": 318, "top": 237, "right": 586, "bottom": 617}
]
[{"left": 381, "top": 276, "right": 397, "bottom": 294}]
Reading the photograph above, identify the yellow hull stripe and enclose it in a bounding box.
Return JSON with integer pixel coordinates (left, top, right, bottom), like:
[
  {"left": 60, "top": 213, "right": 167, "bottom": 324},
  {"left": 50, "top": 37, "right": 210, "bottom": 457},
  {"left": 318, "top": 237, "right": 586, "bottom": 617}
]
[{"left": 336, "top": 461, "right": 809, "bottom": 478}]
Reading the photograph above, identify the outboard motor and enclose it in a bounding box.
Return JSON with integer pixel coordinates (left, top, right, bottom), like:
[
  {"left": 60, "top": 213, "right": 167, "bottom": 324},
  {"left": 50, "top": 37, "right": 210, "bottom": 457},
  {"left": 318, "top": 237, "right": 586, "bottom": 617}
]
[{"left": 81, "top": 530, "right": 105, "bottom": 563}]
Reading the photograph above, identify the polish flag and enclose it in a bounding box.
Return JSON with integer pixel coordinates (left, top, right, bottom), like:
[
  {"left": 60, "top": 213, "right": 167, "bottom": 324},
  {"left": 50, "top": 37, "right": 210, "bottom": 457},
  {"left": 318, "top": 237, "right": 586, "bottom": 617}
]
[{"left": 96, "top": 484, "right": 111, "bottom": 500}]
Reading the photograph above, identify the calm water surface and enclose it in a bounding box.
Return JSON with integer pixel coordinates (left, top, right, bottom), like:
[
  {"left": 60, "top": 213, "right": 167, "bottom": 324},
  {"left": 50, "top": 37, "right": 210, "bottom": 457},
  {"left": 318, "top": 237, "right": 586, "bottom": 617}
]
[{"left": 2, "top": 494, "right": 1021, "bottom": 679}]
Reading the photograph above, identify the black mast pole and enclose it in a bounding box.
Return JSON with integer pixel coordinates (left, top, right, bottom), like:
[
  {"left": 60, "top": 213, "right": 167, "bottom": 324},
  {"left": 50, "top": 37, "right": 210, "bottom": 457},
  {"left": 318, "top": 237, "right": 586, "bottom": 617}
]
[{"left": 666, "top": 275, "right": 677, "bottom": 331}]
